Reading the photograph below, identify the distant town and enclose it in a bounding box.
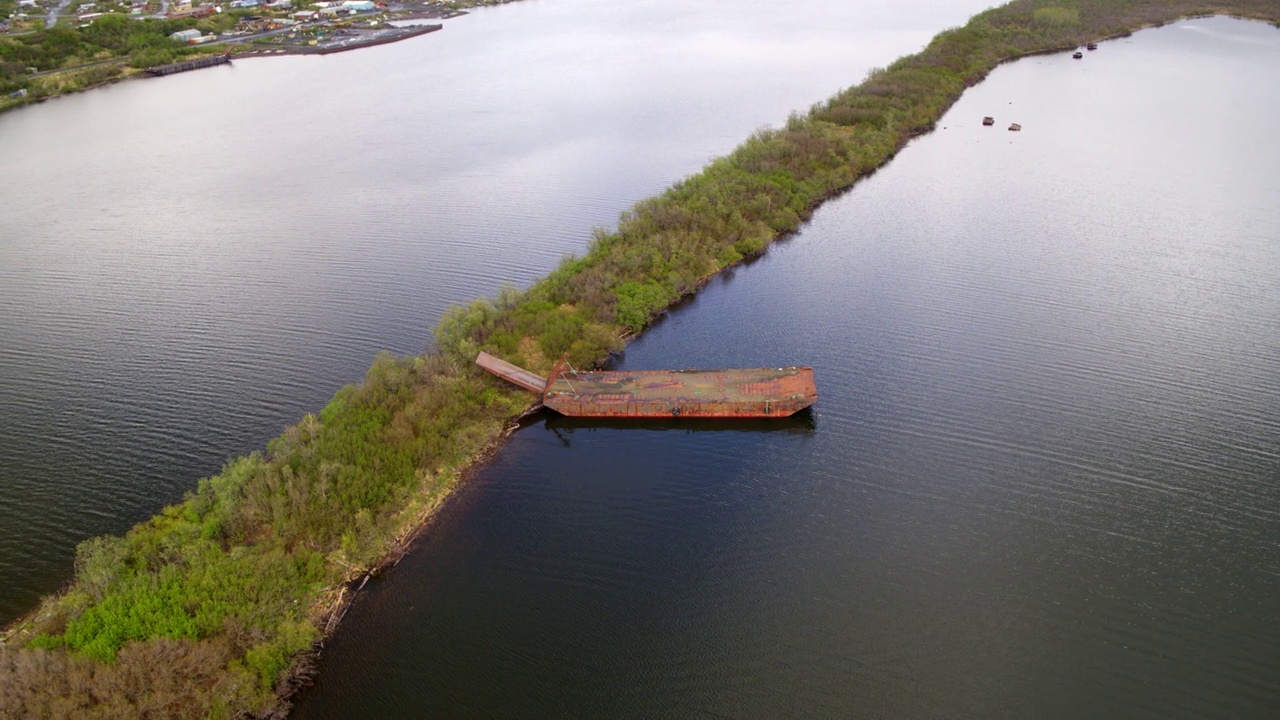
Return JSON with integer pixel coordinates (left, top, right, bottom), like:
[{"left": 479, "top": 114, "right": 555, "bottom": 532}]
[{"left": 0, "top": 0, "right": 519, "bottom": 110}]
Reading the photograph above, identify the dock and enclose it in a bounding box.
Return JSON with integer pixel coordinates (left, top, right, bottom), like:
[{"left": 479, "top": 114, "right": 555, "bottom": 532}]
[
  {"left": 145, "top": 54, "right": 231, "bottom": 77},
  {"left": 476, "top": 352, "right": 817, "bottom": 418},
  {"left": 475, "top": 351, "right": 550, "bottom": 394},
  {"left": 313, "top": 24, "right": 441, "bottom": 55}
]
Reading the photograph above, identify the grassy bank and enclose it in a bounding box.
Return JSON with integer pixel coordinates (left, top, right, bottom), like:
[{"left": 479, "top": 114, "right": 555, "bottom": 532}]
[
  {"left": 0, "top": 12, "right": 246, "bottom": 104},
  {"left": 3, "top": 1, "right": 1278, "bottom": 717},
  {"left": 0, "top": 0, "right": 522, "bottom": 114}
]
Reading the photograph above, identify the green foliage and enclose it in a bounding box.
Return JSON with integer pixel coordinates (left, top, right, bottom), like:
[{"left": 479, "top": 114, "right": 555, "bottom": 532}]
[
  {"left": 62, "top": 572, "right": 198, "bottom": 661},
  {"left": 243, "top": 620, "right": 318, "bottom": 687},
  {"left": 614, "top": 281, "right": 674, "bottom": 332},
  {"left": 0, "top": 60, "right": 27, "bottom": 95},
  {"left": 126, "top": 47, "right": 172, "bottom": 69},
  {"left": 189, "top": 454, "right": 262, "bottom": 542},
  {"left": 1034, "top": 6, "right": 1082, "bottom": 25},
  {"left": 435, "top": 298, "right": 497, "bottom": 361},
  {"left": 0, "top": 11, "right": 242, "bottom": 89},
  {"left": 58, "top": 541, "right": 324, "bottom": 662},
  {"left": 78, "top": 13, "right": 134, "bottom": 52},
  {"left": 73, "top": 536, "right": 130, "bottom": 603}
]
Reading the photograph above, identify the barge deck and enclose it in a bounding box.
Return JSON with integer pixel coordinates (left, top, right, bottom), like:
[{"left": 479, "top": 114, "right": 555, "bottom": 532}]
[{"left": 476, "top": 352, "right": 817, "bottom": 418}]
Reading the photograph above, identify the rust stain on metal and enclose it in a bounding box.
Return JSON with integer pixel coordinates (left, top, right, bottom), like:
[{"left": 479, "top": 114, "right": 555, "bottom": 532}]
[{"left": 476, "top": 352, "right": 817, "bottom": 418}]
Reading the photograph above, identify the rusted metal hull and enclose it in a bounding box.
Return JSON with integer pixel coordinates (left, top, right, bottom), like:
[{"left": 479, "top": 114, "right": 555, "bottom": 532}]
[
  {"left": 544, "top": 367, "right": 816, "bottom": 417},
  {"left": 544, "top": 412, "right": 816, "bottom": 433},
  {"left": 476, "top": 352, "right": 816, "bottom": 418}
]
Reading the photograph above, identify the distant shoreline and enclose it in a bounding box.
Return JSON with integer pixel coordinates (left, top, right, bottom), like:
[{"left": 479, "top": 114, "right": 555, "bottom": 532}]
[
  {"left": 236, "top": 21, "right": 441, "bottom": 57},
  {"left": 0, "top": 2, "right": 490, "bottom": 114}
]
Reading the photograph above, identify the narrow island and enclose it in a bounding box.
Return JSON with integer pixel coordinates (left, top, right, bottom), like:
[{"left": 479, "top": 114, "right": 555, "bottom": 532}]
[{"left": 2, "top": 0, "right": 1279, "bottom": 717}]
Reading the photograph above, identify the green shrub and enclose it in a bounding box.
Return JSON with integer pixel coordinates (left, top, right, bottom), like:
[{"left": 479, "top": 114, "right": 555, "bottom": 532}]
[
  {"left": 1034, "top": 7, "right": 1081, "bottom": 25},
  {"left": 613, "top": 281, "right": 674, "bottom": 332},
  {"left": 244, "top": 620, "right": 318, "bottom": 687}
]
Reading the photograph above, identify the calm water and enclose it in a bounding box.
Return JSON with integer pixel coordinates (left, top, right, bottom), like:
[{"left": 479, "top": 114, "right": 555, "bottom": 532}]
[
  {"left": 0, "top": 0, "right": 993, "bottom": 623},
  {"left": 293, "top": 17, "right": 1280, "bottom": 719}
]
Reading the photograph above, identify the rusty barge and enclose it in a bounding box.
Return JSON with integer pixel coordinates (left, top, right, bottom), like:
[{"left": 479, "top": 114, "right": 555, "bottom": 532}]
[
  {"left": 477, "top": 352, "right": 817, "bottom": 418},
  {"left": 144, "top": 53, "right": 231, "bottom": 77}
]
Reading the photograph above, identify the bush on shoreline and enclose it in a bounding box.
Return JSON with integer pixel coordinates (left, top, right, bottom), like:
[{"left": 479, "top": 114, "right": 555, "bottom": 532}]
[{"left": 3, "top": 2, "right": 1278, "bottom": 717}]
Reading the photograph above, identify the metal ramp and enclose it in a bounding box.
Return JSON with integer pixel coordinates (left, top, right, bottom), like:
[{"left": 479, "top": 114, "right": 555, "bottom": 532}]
[{"left": 475, "top": 352, "right": 548, "bottom": 394}]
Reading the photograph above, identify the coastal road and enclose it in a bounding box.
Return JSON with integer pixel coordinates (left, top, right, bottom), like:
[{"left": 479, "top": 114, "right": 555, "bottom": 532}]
[{"left": 46, "top": 0, "right": 72, "bottom": 27}]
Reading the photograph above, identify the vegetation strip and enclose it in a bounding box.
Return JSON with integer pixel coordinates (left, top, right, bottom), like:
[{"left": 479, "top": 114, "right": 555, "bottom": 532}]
[
  {"left": 0, "top": 11, "right": 244, "bottom": 104},
  {"left": 3, "top": 1, "right": 1278, "bottom": 717}
]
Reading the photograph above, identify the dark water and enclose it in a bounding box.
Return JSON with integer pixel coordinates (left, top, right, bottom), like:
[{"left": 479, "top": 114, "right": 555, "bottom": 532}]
[
  {"left": 0, "top": 0, "right": 992, "bottom": 624},
  {"left": 293, "top": 18, "right": 1280, "bottom": 719}
]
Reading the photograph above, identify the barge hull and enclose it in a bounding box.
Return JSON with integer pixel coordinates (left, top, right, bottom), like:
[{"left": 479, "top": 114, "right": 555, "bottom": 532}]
[
  {"left": 145, "top": 53, "right": 230, "bottom": 77},
  {"left": 542, "top": 396, "right": 814, "bottom": 418},
  {"left": 543, "top": 367, "right": 816, "bottom": 418},
  {"left": 475, "top": 353, "right": 816, "bottom": 418}
]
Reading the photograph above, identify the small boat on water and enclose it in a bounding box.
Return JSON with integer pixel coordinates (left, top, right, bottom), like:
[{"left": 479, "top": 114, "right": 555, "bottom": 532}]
[
  {"left": 477, "top": 351, "right": 818, "bottom": 418},
  {"left": 1008, "top": 123, "right": 1022, "bottom": 131},
  {"left": 983, "top": 116, "right": 995, "bottom": 126},
  {"left": 1086, "top": 42, "right": 1098, "bottom": 50},
  {"left": 1072, "top": 51, "right": 1084, "bottom": 59}
]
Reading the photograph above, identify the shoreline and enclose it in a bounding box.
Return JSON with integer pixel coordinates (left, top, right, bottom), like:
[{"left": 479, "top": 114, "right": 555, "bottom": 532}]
[
  {"left": 0, "top": 6, "right": 464, "bottom": 115},
  {"left": 302, "top": 399, "right": 539, "bottom": 652},
  {"left": 3, "top": 3, "right": 1279, "bottom": 718}
]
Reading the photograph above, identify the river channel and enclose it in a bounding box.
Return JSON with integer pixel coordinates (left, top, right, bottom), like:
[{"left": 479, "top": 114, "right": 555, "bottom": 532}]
[
  {"left": 0, "top": 0, "right": 995, "bottom": 623},
  {"left": 292, "top": 16, "right": 1280, "bottom": 720}
]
